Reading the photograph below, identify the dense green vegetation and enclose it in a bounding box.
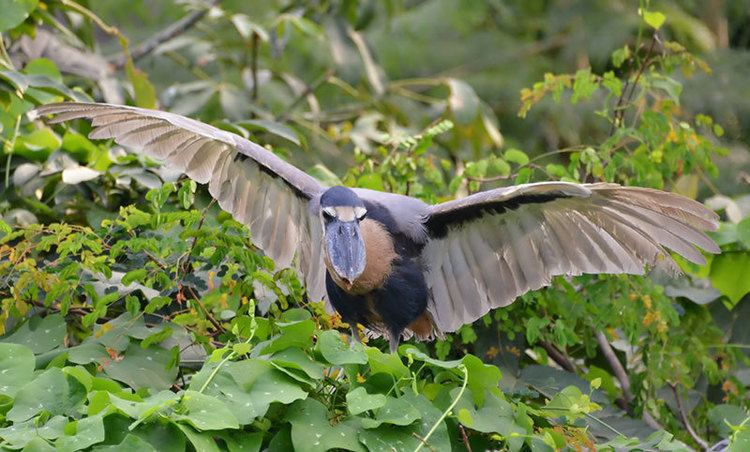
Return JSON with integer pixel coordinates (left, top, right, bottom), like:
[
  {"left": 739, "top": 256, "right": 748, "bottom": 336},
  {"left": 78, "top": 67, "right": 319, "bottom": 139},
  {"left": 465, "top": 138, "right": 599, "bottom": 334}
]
[{"left": 1, "top": 0, "right": 749, "bottom": 450}]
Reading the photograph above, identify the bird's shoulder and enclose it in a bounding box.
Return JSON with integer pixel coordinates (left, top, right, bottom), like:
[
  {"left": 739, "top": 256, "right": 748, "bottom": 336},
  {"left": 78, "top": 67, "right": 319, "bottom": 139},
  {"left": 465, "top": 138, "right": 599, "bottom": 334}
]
[{"left": 352, "top": 188, "right": 430, "bottom": 244}]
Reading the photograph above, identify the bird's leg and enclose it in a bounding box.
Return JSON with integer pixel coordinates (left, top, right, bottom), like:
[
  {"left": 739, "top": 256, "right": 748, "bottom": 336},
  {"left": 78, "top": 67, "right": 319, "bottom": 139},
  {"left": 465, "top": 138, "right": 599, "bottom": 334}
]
[
  {"left": 388, "top": 331, "right": 400, "bottom": 354},
  {"left": 349, "top": 324, "right": 361, "bottom": 345}
]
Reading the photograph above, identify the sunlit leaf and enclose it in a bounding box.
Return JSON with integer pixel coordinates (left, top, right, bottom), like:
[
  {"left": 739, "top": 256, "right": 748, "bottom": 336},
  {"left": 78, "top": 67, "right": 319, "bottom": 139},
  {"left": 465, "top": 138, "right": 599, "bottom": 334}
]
[
  {"left": 709, "top": 252, "right": 750, "bottom": 306},
  {"left": 0, "top": 0, "right": 38, "bottom": 33}
]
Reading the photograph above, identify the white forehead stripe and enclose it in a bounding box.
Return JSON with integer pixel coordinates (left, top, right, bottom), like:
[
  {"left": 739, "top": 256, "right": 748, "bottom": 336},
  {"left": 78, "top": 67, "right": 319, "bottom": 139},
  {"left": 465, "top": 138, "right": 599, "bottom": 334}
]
[{"left": 335, "top": 206, "right": 357, "bottom": 222}]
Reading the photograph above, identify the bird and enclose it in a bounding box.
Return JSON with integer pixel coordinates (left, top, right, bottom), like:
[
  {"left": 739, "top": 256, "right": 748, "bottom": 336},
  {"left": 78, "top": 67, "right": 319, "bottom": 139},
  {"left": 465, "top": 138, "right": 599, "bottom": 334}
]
[{"left": 32, "top": 102, "right": 721, "bottom": 353}]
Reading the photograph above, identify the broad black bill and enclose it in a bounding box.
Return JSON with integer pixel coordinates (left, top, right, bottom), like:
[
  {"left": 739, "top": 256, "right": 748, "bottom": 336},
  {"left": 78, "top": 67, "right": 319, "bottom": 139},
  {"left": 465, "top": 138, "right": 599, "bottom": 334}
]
[{"left": 325, "top": 220, "right": 366, "bottom": 284}]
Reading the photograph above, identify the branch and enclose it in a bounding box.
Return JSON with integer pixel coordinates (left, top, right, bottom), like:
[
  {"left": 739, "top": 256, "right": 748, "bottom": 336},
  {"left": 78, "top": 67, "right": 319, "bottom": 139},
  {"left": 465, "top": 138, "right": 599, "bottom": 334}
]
[
  {"left": 596, "top": 331, "right": 663, "bottom": 430},
  {"left": 110, "top": 0, "right": 219, "bottom": 69},
  {"left": 608, "top": 32, "right": 660, "bottom": 136},
  {"left": 595, "top": 331, "right": 633, "bottom": 404},
  {"left": 670, "top": 383, "right": 709, "bottom": 450},
  {"left": 540, "top": 341, "right": 576, "bottom": 373},
  {"left": 458, "top": 424, "right": 473, "bottom": 452},
  {"left": 278, "top": 69, "right": 335, "bottom": 121}
]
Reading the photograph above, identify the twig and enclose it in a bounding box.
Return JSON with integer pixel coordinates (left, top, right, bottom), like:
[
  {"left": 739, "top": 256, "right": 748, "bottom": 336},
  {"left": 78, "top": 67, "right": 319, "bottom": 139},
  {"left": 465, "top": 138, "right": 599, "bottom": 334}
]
[
  {"left": 608, "top": 32, "right": 659, "bottom": 136},
  {"left": 595, "top": 332, "right": 663, "bottom": 429},
  {"left": 540, "top": 341, "right": 576, "bottom": 373},
  {"left": 458, "top": 424, "right": 472, "bottom": 452},
  {"left": 411, "top": 433, "right": 437, "bottom": 452},
  {"left": 465, "top": 174, "right": 514, "bottom": 184},
  {"left": 110, "top": 0, "right": 220, "bottom": 68},
  {"left": 278, "top": 69, "right": 335, "bottom": 121},
  {"left": 669, "top": 383, "right": 709, "bottom": 450},
  {"left": 185, "top": 285, "right": 225, "bottom": 334},
  {"left": 180, "top": 212, "right": 207, "bottom": 277},
  {"left": 595, "top": 331, "right": 633, "bottom": 405},
  {"left": 250, "top": 32, "right": 259, "bottom": 101}
]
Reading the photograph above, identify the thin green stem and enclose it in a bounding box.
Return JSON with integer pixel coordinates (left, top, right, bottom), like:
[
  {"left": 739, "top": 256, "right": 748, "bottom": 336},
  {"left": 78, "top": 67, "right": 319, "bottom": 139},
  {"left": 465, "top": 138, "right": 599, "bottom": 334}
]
[
  {"left": 4, "top": 116, "right": 21, "bottom": 189},
  {"left": 707, "top": 344, "right": 750, "bottom": 349},
  {"left": 198, "top": 351, "right": 234, "bottom": 394},
  {"left": 414, "top": 364, "right": 468, "bottom": 452},
  {"left": 0, "top": 36, "right": 14, "bottom": 69}
]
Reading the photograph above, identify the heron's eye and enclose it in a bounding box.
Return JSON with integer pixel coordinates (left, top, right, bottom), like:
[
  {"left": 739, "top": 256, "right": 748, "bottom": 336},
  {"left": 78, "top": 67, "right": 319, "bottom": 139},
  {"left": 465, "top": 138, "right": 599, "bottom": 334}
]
[
  {"left": 322, "top": 208, "right": 336, "bottom": 221},
  {"left": 355, "top": 207, "right": 367, "bottom": 221}
]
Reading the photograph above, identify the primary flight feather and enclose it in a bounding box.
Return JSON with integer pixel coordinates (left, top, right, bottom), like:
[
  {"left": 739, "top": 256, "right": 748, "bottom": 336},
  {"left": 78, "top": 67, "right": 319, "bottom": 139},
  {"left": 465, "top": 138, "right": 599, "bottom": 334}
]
[{"left": 32, "top": 102, "right": 720, "bottom": 353}]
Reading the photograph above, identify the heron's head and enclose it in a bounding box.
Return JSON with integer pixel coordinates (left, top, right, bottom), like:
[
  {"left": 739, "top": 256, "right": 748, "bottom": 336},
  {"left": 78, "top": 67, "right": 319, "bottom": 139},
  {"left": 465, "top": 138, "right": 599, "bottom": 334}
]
[{"left": 320, "top": 186, "right": 367, "bottom": 288}]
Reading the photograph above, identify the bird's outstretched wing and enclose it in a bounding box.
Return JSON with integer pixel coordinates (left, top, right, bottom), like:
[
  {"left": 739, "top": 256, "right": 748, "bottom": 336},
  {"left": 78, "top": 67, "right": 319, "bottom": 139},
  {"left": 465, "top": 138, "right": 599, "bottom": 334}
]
[
  {"left": 33, "top": 102, "right": 327, "bottom": 301},
  {"left": 421, "top": 182, "right": 720, "bottom": 332}
]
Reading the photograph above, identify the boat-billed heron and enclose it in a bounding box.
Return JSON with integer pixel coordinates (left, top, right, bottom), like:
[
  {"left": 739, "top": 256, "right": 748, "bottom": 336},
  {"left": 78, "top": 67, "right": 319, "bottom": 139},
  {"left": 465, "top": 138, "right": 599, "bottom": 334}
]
[{"left": 33, "top": 103, "right": 720, "bottom": 353}]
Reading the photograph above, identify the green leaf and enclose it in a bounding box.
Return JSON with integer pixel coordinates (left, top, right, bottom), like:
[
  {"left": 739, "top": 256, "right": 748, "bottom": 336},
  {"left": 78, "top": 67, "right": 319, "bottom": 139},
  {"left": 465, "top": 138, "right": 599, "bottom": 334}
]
[
  {"left": 365, "top": 347, "right": 410, "bottom": 379},
  {"left": 0, "top": 416, "right": 67, "bottom": 449},
  {"left": 571, "top": 69, "right": 597, "bottom": 104},
  {"left": 709, "top": 252, "right": 750, "bottom": 306},
  {"left": 55, "top": 413, "right": 106, "bottom": 451},
  {"left": 270, "top": 348, "right": 325, "bottom": 380},
  {"left": 260, "top": 319, "right": 316, "bottom": 355},
  {"left": 173, "top": 390, "right": 240, "bottom": 431},
  {"left": 217, "top": 431, "right": 264, "bottom": 452},
  {"left": 357, "top": 173, "right": 385, "bottom": 191},
  {"left": 174, "top": 423, "right": 222, "bottom": 452},
  {"left": 1, "top": 314, "right": 66, "bottom": 354},
  {"left": 525, "top": 316, "right": 548, "bottom": 344},
  {"left": 190, "top": 359, "right": 307, "bottom": 424},
  {"left": 24, "top": 58, "right": 62, "bottom": 82},
  {"left": 239, "top": 119, "right": 301, "bottom": 146},
  {"left": 346, "top": 387, "right": 386, "bottom": 415},
  {"left": 611, "top": 45, "right": 631, "bottom": 68},
  {"left": 122, "top": 268, "right": 148, "bottom": 286},
  {"left": 93, "top": 433, "right": 158, "bottom": 452},
  {"left": 448, "top": 78, "right": 480, "bottom": 125},
  {"left": 730, "top": 426, "right": 750, "bottom": 451},
  {"left": 0, "top": 343, "right": 35, "bottom": 397},
  {"left": 463, "top": 355, "right": 503, "bottom": 406},
  {"left": 737, "top": 217, "right": 750, "bottom": 249},
  {"left": 6, "top": 368, "right": 85, "bottom": 422},
  {"left": 453, "top": 390, "right": 526, "bottom": 448},
  {"left": 108, "top": 390, "right": 179, "bottom": 420},
  {"left": 0, "top": 219, "right": 11, "bottom": 235},
  {"left": 316, "top": 330, "right": 367, "bottom": 365},
  {"left": 642, "top": 10, "right": 666, "bottom": 30},
  {"left": 233, "top": 342, "right": 252, "bottom": 356},
  {"left": 360, "top": 396, "right": 421, "bottom": 428},
  {"left": 602, "top": 71, "right": 623, "bottom": 97},
  {"left": 504, "top": 148, "right": 529, "bottom": 166},
  {"left": 708, "top": 404, "right": 748, "bottom": 437},
  {"left": 125, "top": 61, "right": 157, "bottom": 109},
  {"left": 0, "top": 0, "right": 38, "bottom": 32},
  {"left": 104, "top": 343, "right": 178, "bottom": 390},
  {"left": 287, "top": 399, "right": 365, "bottom": 452},
  {"left": 358, "top": 393, "right": 450, "bottom": 452}
]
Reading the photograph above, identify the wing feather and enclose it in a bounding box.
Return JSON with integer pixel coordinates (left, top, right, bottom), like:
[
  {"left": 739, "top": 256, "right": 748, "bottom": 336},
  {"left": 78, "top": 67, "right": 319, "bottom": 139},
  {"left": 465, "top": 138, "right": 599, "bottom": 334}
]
[
  {"left": 33, "top": 102, "right": 327, "bottom": 302},
  {"left": 422, "top": 182, "right": 719, "bottom": 332}
]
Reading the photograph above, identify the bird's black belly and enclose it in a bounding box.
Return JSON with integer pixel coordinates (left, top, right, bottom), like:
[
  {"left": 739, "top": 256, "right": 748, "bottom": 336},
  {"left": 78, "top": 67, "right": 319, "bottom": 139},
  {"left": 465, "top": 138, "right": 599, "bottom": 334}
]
[{"left": 326, "top": 257, "right": 428, "bottom": 340}]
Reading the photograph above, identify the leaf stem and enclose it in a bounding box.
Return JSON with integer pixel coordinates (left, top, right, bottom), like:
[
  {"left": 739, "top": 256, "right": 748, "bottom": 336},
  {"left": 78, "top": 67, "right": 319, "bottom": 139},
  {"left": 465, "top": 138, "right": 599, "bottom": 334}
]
[
  {"left": 198, "top": 350, "right": 235, "bottom": 394},
  {"left": 414, "top": 364, "right": 468, "bottom": 452}
]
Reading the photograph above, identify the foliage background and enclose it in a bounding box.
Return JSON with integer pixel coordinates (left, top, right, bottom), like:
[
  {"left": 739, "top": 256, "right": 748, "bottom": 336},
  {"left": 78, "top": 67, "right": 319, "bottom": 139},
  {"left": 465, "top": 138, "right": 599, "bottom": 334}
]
[{"left": 1, "top": 0, "right": 750, "bottom": 450}]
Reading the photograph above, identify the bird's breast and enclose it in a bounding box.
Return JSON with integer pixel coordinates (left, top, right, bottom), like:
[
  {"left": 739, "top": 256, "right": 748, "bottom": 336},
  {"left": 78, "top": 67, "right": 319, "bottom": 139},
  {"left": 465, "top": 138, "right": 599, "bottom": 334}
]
[{"left": 326, "top": 218, "right": 398, "bottom": 295}]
